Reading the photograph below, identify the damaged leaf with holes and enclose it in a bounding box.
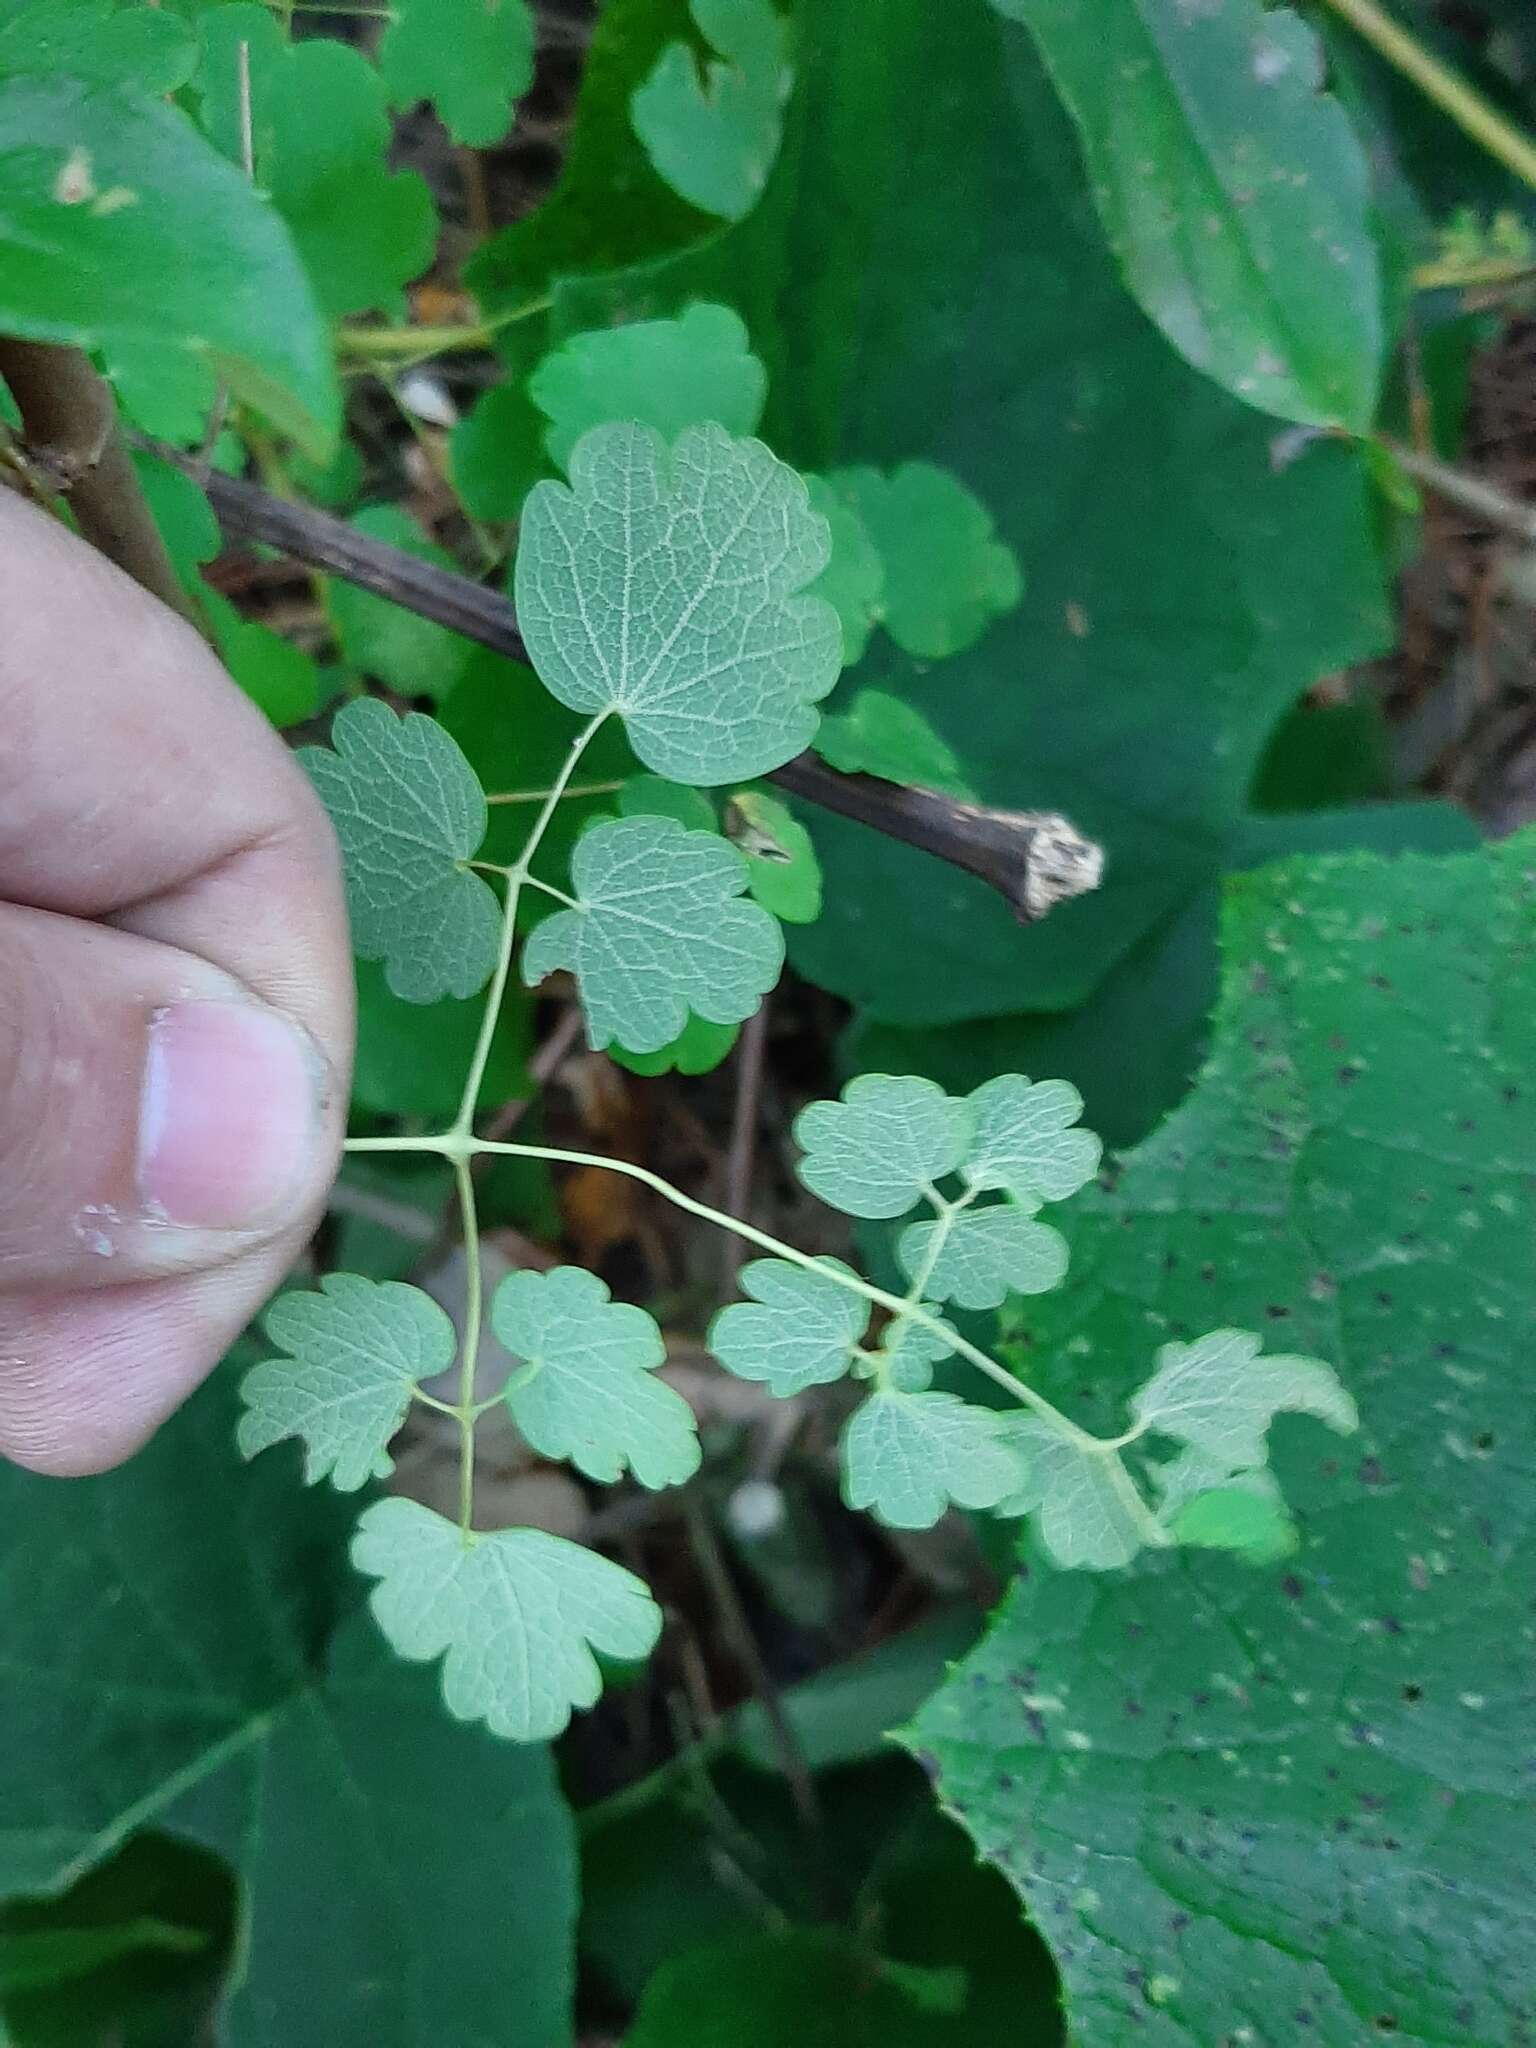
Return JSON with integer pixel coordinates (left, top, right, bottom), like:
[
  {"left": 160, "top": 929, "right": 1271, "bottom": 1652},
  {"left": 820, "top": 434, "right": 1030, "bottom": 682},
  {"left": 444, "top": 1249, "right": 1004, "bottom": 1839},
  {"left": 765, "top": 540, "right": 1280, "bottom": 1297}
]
[{"left": 911, "top": 838, "right": 1536, "bottom": 2043}]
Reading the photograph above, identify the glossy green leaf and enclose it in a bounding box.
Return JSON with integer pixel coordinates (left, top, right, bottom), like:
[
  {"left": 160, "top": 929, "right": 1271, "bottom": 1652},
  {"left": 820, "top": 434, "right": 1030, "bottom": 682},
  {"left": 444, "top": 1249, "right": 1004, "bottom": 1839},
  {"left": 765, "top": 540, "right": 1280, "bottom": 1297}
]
[
  {"left": 897, "top": 1205, "right": 1068, "bottom": 1312},
  {"left": 194, "top": 5, "right": 436, "bottom": 321},
  {"left": 0, "top": 0, "right": 195, "bottom": 91},
  {"left": 522, "top": 814, "right": 783, "bottom": 1053},
  {"left": 793, "top": 1074, "right": 970, "bottom": 1220},
  {"left": 302, "top": 699, "right": 501, "bottom": 1004},
  {"left": 560, "top": 2, "right": 1391, "bottom": 1026},
  {"left": 451, "top": 381, "right": 549, "bottom": 524},
  {"left": 709, "top": 1258, "right": 868, "bottom": 1394},
  {"left": 1167, "top": 1469, "right": 1297, "bottom": 1564},
  {"left": 725, "top": 787, "right": 822, "bottom": 922},
  {"left": 833, "top": 463, "right": 1022, "bottom": 660},
  {"left": 0, "top": 75, "right": 337, "bottom": 457},
  {"left": 617, "top": 774, "right": 718, "bottom": 833},
  {"left": 813, "top": 690, "right": 974, "bottom": 799},
  {"left": 238, "top": 1275, "right": 451, "bottom": 1492},
  {"left": 961, "top": 1073, "right": 1101, "bottom": 1203},
  {"left": 492, "top": 1266, "right": 699, "bottom": 1489},
  {"left": 352, "top": 956, "right": 531, "bottom": 1121},
  {"left": 842, "top": 1391, "right": 1025, "bottom": 1530},
  {"left": 992, "top": 1417, "right": 1146, "bottom": 1568},
  {"left": 911, "top": 837, "right": 1536, "bottom": 2042},
  {"left": 327, "top": 505, "right": 477, "bottom": 702},
  {"left": 515, "top": 420, "right": 840, "bottom": 784},
  {"left": 379, "top": 0, "right": 534, "bottom": 147},
  {"left": 804, "top": 474, "right": 884, "bottom": 665},
  {"left": 608, "top": 1012, "right": 741, "bottom": 1076},
  {"left": 991, "top": 0, "right": 1382, "bottom": 431},
  {"left": 630, "top": 0, "right": 790, "bottom": 221},
  {"left": 0, "top": 1918, "right": 202, "bottom": 1996},
  {"left": 625, "top": 1928, "right": 972, "bottom": 2047},
  {"left": 352, "top": 1496, "right": 663, "bottom": 1741},
  {"left": 0, "top": 1372, "right": 576, "bottom": 2046},
  {"left": 530, "top": 301, "right": 767, "bottom": 470}
]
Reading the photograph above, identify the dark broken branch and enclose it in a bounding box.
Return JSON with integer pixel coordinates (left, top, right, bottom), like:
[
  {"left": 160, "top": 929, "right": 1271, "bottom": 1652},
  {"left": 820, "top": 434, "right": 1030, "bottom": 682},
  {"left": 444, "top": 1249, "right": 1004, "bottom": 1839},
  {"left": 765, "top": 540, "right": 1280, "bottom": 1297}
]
[
  {"left": 147, "top": 440, "right": 1104, "bottom": 923},
  {"left": 1, "top": 342, "right": 198, "bottom": 626}
]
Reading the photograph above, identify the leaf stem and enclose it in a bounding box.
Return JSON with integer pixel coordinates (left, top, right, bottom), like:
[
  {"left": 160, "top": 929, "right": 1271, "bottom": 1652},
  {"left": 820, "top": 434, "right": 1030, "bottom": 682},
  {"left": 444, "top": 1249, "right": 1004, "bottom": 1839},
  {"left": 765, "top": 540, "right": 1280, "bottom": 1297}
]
[
  {"left": 451, "top": 713, "right": 605, "bottom": 1135},
  {"left": 452, "top": 1157, "right": 482, "bottom": 1543},
  {"left": 1317, "top": 0, "right": 1536, "bottom": 191},
  {"left": 347, "top": 1130, "right": 1102, "bottom": 1449},
  {"left": 485, "top": 779, "right": 626, "bottom": 806},
  {"left": 521, "top": 874, "right": 580, "bottom": 910},
  {"left": 336, "top": 298, "right": 553, "bottom": 366}
]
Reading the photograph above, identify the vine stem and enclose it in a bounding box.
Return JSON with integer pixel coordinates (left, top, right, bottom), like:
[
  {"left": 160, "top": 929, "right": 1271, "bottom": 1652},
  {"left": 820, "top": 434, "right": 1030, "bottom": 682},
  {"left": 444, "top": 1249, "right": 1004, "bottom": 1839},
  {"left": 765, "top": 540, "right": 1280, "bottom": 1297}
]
[
  {"left": 438, "top": 712, "right": 608, "bottom": 1537},
  {"left": 451, "top": 710, "right": 608, "bottom": 1135},
  {"left": 1317, "top": 0, "right": 1536, "bottom": 191},
  {"left": 336, "top": 297, "right": 552, "bottom": 366},
  {"left": 452, "top": 1157, "right": 481, "bottom": 1543}
]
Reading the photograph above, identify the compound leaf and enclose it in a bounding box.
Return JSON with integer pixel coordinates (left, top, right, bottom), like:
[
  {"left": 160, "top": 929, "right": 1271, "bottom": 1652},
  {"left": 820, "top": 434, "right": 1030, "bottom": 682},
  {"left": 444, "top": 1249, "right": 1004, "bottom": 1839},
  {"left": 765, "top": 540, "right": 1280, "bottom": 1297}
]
[
  {"left": 492, "top": 1266, "right": 699, "bottom": 1490},
  {"left": 842, "top": 1391, "right": 1025, "bottom": 1530},
  {"left": 530, "top": 302, "right": 767, "bottom": 472},
  {"left": 833, "top": 463, "right": 1022, "bottom": 660},
  {"left": 990, "top": 0, "right": 1382, "bottom": 431},
  {"left": 724, "top": 787, "right": 822, "bottom": 923},
  {"left": 522, "top": 814, "right": 782, "bottom": 1052},
  {"left": 379, "top": 0, "right": 534, "bottom": 147},
  {"left": 515, "top": 420, "right": 841, "bottom": 785},
  {"left": 194, "top": 6, "right": 436, "bottom": 322},
  {"left": 804, "top": 475, "right": 884, "bottom": 667},
  {"left": 898, "top": 1205, "right": 1068, "bottom": 1312},
  {"left": 709, "top": 1259, "right": 868, "bottom": 1396},
  {"left": 0, "top": 74, "right": 337, "bottom": 458},
  {"left": 352, "top": 1496, "right": 663, "bottom": 1743},
  {"left": 813, "top": 690, "right": 975, "bottom": 799},
  {"left": 1133, "top": 1327, "right": 1357, "bottom": 1472},
  {"left": 961, "top": 1074, "right": 1102, "bottom": 1204},
  {"left": 302, "top": 698, "right": 501, "bottom": 1005},
  {"left": 630, "top": 0, "right": 790, "bottom": 222},
  {"left": 238, "top": 1274, "right": 451, "bottom": 1492},
  {"left": 994, "top": 1417, "right": 1147, "bottom": 1569},
  {"left": 793, "top": 1074, "right": 971, "bottom": 1220}
]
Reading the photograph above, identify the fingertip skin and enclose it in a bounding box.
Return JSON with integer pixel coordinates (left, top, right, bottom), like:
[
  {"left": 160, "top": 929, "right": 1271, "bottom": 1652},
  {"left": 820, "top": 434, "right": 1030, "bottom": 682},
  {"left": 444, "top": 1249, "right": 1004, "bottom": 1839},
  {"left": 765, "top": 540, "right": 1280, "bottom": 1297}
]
[{"left": 0, "top": 493, "right": 355, "bottom": 1476}]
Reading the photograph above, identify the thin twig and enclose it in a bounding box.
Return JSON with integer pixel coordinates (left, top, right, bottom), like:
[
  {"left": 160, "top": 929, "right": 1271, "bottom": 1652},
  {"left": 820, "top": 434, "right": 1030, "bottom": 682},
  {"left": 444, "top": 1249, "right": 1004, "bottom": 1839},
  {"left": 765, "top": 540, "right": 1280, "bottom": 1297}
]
[
  {"left": 1317, "top": 0, "right": 1536, "bottom": 191},
  {"left": 140, "top": 439, "right": 1106, "bottom": 918},
  {"left": 719, "top": 1001, "right": 769, "bottom": 1298},
  {"left": 681, "top": 1493, "right": 824, "bottom": 1852},
  {"left": 1, "top": 342, "right": 198, "bottom": 625},
  {"left": 1384, "top": 436, "right": 1536, "bottom": 546}
]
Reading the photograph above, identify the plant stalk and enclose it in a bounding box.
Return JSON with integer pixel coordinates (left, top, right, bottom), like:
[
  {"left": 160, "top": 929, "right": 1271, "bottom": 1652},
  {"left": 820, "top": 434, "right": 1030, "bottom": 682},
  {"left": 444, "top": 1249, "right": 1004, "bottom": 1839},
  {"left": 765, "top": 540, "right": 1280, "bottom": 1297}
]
[
  {"left": 0, "top": 340, "right": 198, "bottom": 627},
  {"left": 1317, "top": 0, "right": 1536, "bottom": 191}
]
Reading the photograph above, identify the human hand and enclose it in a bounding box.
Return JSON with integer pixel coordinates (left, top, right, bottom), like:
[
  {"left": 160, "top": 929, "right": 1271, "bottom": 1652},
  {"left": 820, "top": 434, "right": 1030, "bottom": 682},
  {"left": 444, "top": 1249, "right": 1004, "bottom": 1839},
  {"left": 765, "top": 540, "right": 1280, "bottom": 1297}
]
[{"left": 0, "top": 490, "right": 352, "bottom": 1475}]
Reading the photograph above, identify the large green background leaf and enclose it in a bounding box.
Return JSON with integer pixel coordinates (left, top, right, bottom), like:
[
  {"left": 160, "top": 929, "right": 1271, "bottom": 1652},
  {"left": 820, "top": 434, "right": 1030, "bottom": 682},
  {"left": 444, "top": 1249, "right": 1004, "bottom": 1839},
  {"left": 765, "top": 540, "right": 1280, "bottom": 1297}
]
[
  {"left": 0, "top": 75, "right": 337, "bottom": 455},
  {"left": 552, "top": 0, "right": 1394, "bottom": 1030},
  {"left": 0, "top": 1373, "right": 576, "bottom": 2048},
  {"left": 910, "top": 836, "right": 1536, "bottom": 2045},
  {"left": 990, "top": 0, "right": 1383, "bottom": 431}
]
